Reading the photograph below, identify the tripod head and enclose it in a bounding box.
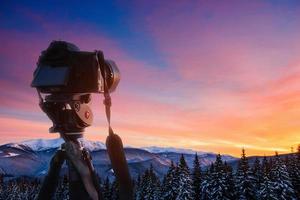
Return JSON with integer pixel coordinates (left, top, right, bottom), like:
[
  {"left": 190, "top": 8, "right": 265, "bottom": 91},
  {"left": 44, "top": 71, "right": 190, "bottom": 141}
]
[{"left": 38, "top": 93, "right": 93, "bottom": 134}]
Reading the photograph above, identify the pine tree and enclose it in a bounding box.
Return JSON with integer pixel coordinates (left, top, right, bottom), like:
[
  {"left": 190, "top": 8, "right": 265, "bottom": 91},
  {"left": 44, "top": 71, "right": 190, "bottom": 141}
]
[
  {"left": 252, "top": 157, "right": 262, "bottom": 198},
  {"left": 176, "top": 154, "right": 194, "bottom": 200},
  {"left": 270, "top": 152, "right": 297, "bottom": 200},
  {"left": 200, "top": 165, "right": 213, "bottom": 200},
  {"left": 261, "top": 156, "right": 271, "bottom": 178},
  {"left": 137, "top": 169, "right": 149, "bottom": 200},
  {"left": 258, "top": 173, "right": 276, "bottom": 200},
  {"left": 146, "top": 164, "right": 161, "bottom": 200},
  {"left": 102, "top": 177, "right": 111, "bottom": 200},
  {"left": 192, "top": 153, "right": 202, "bottom": 200},
  {"left": 209, "top": 154, "right": 230, "bottom": 200},
  {"left": 0, "top": 173, "right": 4, "bottom": 200},
  {"left": 223, "top": 161, "right": 236, "bottom": 200},
  {"left": 55, "top": 175, "right": 69, "bottom": 200},
  {"left": 135, "top": 175, "right": 142, "bottom": 200},
  {"left": 287, "top": 145, "right": 300, "bottom": 198},
  {"left": 235, "top": 148, "right": 255, "bottom": 200},
  {"left": 137, "top": 165, "right": 161, "bottom": 200},
  {"left": 161, "top": 161, "right": 178, "bottom": 200},
  {"left": 111, "top": 179, "right": 120, "bottom": 200},
  {"left": 296, "top": 145, "right": 300, "bottom": 198}
]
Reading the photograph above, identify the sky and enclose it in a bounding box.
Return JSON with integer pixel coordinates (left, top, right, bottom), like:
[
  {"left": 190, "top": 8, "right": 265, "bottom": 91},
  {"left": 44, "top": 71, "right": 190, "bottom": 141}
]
[{"left": 0, "top": 0, "right": 300, "bottom": 156}]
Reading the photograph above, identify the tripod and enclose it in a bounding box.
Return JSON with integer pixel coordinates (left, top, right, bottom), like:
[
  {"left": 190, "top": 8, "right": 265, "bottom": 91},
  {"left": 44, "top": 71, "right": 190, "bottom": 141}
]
[
  {"left": 37, "top": 133, "right": 102, "bottom": 200},
  {"left": 35, "top": 93, "right": 133, "bottom": 200}
]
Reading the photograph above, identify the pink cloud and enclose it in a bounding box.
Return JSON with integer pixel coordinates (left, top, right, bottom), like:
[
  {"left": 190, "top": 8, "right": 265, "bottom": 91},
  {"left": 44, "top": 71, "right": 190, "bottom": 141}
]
[{"left": 130, "top": 1, "right": 300, "bottom": 87}]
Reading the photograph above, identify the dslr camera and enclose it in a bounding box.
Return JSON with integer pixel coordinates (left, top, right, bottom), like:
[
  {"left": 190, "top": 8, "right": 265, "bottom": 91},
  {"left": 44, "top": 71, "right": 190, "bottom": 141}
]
[
  {"left": 31, "top": 41, "right": 120, "bottom": 133},
  {"left": 31, "top": 40, "right": 120, "bottom": 94}
]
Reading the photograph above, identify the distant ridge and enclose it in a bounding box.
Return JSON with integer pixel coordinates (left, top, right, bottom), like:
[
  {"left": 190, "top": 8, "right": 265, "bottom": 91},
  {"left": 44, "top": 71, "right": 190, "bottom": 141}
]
[
  {"left": 20, "top": 138, "right": 106, "bottom": 151},
  {"left": 0, "top": 138, "right": 237, "bottom": 179},
  {"left": 142, "top": 146, "right": 208, "bottom": 155},
  {"left": 19, "top": 138, "right": 209, "bottom": 155}
]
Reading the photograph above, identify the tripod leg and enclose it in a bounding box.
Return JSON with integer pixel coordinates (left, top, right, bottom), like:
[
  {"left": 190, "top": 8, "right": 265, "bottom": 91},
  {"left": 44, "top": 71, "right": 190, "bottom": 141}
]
[
  {"left": 83, "top": 150, "right": 103, "bottom": 200},
  {"left": 37, "top": 150, "right": 65, "bottom": 200},
  {"left": 68, "top": 151, "right": 103, "bottom": 200},
  {"left": 67, "top": 160, "right": 93, "bottom": 200},
  {"left": 65, "top": 141, "right": 100, "bottom": 200}
]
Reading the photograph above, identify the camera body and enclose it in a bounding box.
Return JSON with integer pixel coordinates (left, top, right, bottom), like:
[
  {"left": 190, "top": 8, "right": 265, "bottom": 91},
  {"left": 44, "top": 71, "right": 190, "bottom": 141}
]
[{"left": 31, "top": 41, "right": 120, "bottom": 94}]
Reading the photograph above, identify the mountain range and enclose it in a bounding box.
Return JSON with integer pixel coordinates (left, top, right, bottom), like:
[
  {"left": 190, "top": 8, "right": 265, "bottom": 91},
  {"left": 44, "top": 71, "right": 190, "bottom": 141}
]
[{"left": 0, "top": 138, "right": 282, "bottom": 180}]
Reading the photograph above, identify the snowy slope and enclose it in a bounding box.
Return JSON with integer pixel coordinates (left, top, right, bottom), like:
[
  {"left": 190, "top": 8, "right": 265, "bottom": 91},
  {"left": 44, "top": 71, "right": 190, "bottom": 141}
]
[
  {"left": 0, "top": 138, "right": 239, "bottom": 179},
  {"left": 20, "top": 139, "right": 213, "bottom": 155},
  {"left": 142, "top": 146, "right": 208, "bottom": 155},
  {"left": 77, "top": 138, "right": 106, "bottom": 151},
  {"left": 21, "top": 138, "right": 64, "bottom": 151},
  {"left": 21, "top": 138, "right": 106, "bottom": 151}
]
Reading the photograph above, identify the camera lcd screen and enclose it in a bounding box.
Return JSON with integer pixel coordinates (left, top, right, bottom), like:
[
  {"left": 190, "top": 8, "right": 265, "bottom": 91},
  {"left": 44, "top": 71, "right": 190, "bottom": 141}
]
[{"left": 31, "top": 66, "right": 69, "bottom": 87}]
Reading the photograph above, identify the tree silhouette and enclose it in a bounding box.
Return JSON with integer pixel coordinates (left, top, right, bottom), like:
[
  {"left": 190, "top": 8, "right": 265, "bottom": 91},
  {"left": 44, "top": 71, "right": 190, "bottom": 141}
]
[
  {"left": 235, "top": 149, "right": 255, "bottom": 200},
  {"left": 192, "top": 153, "right": 202, "bottom": 200},
  {"left": 176, "top": 154, "right": 194, "bottom": 200}
]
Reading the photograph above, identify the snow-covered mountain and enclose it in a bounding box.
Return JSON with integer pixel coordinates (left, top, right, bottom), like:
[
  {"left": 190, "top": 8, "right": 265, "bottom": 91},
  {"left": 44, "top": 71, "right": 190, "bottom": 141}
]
[
  {"left": 21, "top": 138, "right": 64, "bottom": 151},
  {"left": 20, "top": 139, "right": 208, "bottom": 155},
  {"left": 0, "top": 138, "right": 238, "bottom": 179},
  {"left": 21, "top": 138, "right": 106, "bottom": 151},
  {"left": 142, "top": 146, "right": 208, "bottom": 155}
]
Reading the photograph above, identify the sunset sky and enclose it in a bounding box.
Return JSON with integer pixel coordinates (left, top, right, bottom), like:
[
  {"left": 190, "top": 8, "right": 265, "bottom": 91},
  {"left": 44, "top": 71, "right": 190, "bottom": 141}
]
[{"left": 1, "top": 1, "right": 300, "bottom": 156}]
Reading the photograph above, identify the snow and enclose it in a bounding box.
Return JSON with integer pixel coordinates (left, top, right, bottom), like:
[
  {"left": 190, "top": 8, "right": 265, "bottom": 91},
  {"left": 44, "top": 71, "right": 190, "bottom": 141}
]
[
  {"left": 21, "top": 138, "right": 64, "bottom": 151},
  {"left": 37, "top": 170, "right": 47, "bottom": 175},
  {"left": 3, "top": 152, "right": 19, "bottom": 158},
  {"left": 143, "top": 146, "right": 207, "bottom": 155},
  {"left": 78, "top": 138, "right": 106, "bottom": 151},
  {"left": 20, "top": 138, "right": 106, "bottom": 151},
  {"left": 7, "top": 143, "right": 25, "bottom": 149}
]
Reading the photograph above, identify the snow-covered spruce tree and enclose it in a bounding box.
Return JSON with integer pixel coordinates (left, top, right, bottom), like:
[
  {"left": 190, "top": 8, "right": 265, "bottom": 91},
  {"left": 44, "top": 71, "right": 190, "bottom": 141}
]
[
  {"left": 111, "top": 179, "right": 120, "bottom": 200},
  {"left": 287, "top": 145, "right": 300, "bottom": 198},
  {"left": 295, "top": 145, "right": 300, "bottom": 198},
  {"left": 161, "top": 161, "right": 178, "bottom": 200},
  {"left": 192, "top": 153, "right": 202, "bottom": 200},
  {"left": 200, "top": 164, "right": 214, "bottom": 200},
  {"left": 137, "top": 169, "right": 149, "bottom": 200},
  {"left": 270, "top": 152, "right": 297, "bottom": 200},
  {"left": 258, "top": 155, "right": 278, "bottom": 200},
  {"left": 261, "top": 156, "right": 271, "bottom": 178},
  {"left": 102, "top": 177, "right": 111, "bottom": 200},
  {"left": 29, "top": 179, "right": 40, "bottom": 200},
  {"left": 0, "top": 181, "right": 3, "bottom": 200},
  {"left": 223, "top": 161, "right": 236, "bottom": 199},
  {"left": 251, "top": 157, "right": 263, "bottom": 198},
  {"left": 235, "top": 148, "right": 256, "bottom": 200},
  {"left": 175, "top": 154, "right": 194, "bottom": 200},
  {"left": 7, "top": 183, "right": 21, "bottom": 200},
  {"left": 147, "top": 164, "right": 161, "bottom": 200},
  {"left": 135, "top": 175, "right": 142, "bottom": 200},
  {"left": 258, "top": 171, "right": 276, "bottom": 200},
  {"left": 209, "top": 154, "right": 231, "bottom": 200},
  {"left": 137, "top": 165, "right": 161, "bottom": 200},
  {"left": 55, "top": 175, "right": 69, "bottom": 200}
]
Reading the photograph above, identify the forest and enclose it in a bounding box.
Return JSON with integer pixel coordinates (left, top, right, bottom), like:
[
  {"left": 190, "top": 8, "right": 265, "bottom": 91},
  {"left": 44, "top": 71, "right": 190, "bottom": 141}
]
[{"left": 0, "top": 146, "right": 299, "bottom": 200}]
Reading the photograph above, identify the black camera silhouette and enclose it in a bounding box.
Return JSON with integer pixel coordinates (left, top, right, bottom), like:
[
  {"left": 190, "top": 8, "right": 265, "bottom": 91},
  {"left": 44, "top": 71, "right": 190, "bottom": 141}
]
[{"left": 31, "top": 40, "right": 120, "bottom": 94}]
